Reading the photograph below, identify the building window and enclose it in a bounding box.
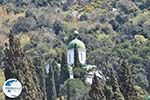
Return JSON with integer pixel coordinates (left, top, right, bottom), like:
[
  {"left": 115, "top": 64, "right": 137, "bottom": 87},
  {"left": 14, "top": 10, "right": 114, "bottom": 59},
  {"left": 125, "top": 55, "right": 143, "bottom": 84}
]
[
  {"left": 81, "top": 53, "right": 83, "bottom": 61},
  {"left": 69, "top": 54, "right": 71, "bottom": 63}
]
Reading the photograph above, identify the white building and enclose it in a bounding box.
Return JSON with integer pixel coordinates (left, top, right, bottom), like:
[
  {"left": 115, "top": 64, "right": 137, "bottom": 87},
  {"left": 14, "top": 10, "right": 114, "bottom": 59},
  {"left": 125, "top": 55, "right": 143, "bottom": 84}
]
[{"left": 67, "top": 38, "right": 105, "bottom": 84}]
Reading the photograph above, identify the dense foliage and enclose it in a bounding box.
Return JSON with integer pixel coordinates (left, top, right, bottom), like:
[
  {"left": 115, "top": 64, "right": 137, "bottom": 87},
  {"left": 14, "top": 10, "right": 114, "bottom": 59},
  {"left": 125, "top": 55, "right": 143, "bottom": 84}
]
[{"left": 0, "top": 0, "right": 149, "bottom": 100}]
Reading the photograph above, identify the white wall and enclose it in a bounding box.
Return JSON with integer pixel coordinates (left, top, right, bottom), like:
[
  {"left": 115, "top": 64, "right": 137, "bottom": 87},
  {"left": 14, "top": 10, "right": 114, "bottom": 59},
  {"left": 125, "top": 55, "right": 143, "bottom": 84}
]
[{"left": 67, "top": 48, "right": 86, "bottom": 65}]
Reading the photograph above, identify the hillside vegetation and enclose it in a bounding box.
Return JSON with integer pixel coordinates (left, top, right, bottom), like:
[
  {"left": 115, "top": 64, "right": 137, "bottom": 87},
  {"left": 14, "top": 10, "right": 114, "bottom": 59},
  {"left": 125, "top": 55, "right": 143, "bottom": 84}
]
[{"left": 0, "top": 0, "right": 149, "bottom": 100}]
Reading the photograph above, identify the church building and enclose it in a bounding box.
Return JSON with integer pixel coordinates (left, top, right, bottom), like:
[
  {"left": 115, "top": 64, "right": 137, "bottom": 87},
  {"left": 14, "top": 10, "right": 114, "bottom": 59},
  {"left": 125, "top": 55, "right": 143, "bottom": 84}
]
[
  {"left": 67, "top": 38, "right": 105, "bottom": 85},
  {"left": 45, "top": 37, "right": 105, "bottom": 85}
]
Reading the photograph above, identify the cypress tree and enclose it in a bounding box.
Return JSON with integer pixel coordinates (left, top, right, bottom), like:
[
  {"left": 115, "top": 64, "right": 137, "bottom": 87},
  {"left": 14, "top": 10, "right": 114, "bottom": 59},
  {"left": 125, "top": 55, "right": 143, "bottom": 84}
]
[
  {"left": 147, "top": 64, "right": 150, "bottom": 93},
  {"left": 88, "top": 74, "right": 106, "bottom": 100},
  {"left": 53, "top": 19, "right": 63, "bottom": 35},
  {"left": 108, "top": 67, "right": 125, "bottom": 100},
  {"left": 3, "top": 34, "right": 43, "bottom": 100},
  {"left": 35, "top": 56, "right": 47, "bottom": 100},
  {"left": 57, "top": 52, "right": 70, "bottom": 96},
  {"left": 59, "top": 52, "right": 70, "bottom": 85},
  {"left": 46, "top": 64, "right": 57, "bottom": 100},
  {"left": 67, "top": 80, "right": 71, "bottom": 100},
  {"left": 74, "top": 44, "right": 80, "bottom": 67},
  {"left": 51, "top": 60, "right": 60, "bottom": 95},
  {"left": 119, "top": 60, "right": 137, "bottom": 100},
  {"left": 73, "top": 44, "right": 84, "bottom": 78},
  {"left": 104, "top": 85, "right": 113, "bottom": 100}
]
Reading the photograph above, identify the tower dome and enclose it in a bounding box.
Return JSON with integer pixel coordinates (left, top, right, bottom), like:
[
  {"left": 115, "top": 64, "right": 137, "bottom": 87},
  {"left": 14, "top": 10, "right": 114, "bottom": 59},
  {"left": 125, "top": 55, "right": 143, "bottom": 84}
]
[{"left": 68, "top": 38, "right": 85, "bottom": 50}]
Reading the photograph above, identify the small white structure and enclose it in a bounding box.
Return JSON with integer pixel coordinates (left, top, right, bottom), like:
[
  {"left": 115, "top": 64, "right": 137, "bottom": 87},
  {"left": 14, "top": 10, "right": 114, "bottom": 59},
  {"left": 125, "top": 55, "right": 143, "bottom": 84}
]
[
  {"left": 67, "top": 38, "right": 86, "bottom": 65},
  {"left": 85, "top": 70, "right": 106, "bottom": 85},
  {"left": 45, "top": 64, "right": 50, "bottom": 74},
  {"left": 112, "top": 8, "right": 117, "bottom": 12},
  {"left": 68, "top": 65, "right": 74, "bottom": 79}
]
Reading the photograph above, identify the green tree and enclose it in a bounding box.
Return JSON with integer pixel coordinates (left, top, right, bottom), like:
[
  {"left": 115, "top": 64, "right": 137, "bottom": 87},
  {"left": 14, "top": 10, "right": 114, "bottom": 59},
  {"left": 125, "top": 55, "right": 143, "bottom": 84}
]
[
  {"left": 88, "top": 74, "right": 106, "bottom": 100},
  {"left": 58, "top": 52, "right": 70, "bottom": 96},
  {"left": 74, "top": 44, "right": 80, "bottom": 67},
  {"left": 119, "top": 60, "right": 137, "bottom": 100},
  {"left": 60, "top": 79, "right": 87, "bottom": 100},
  {"left": 3, "top": 34, "right": 43, "bottom": 100},
  {"left": 67, "top": 80, "right": 71, "bottom": 100},
  {"left": 59, "top": 52, "right": 70, "bottom": 85},
  {"left": 51, "top": 60, "right": 60, "bottom": 96},
  {"left": 104, "top": 85, "right": 113, "bottom": 100},
  {"left": 34, "top": 56, "right": 47, "bottom": 100},
  {"left": 46, "top": 63, "right": 57, "bottom": 100},
  {"left": 108, "top": 66, "right": 125, "bottom": 100}
]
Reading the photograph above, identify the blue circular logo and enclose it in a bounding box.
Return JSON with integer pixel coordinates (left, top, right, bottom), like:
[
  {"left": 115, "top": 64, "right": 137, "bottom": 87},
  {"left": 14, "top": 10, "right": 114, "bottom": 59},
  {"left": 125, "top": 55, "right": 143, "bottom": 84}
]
[{"left": 2, "top": 79, "right": 22, "bottom": 98}]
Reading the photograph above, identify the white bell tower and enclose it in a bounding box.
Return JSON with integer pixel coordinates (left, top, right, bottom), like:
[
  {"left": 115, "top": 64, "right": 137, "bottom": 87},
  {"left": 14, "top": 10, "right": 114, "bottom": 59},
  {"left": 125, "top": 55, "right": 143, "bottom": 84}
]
[{"left": 67, "top": 38, "right": 86, "bottom": 65}]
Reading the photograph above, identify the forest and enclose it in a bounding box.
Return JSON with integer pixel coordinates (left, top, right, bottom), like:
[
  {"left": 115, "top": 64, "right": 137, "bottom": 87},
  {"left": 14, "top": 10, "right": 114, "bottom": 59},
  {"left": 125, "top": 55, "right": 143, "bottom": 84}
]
[{"left": 0, "top": 0, "right": 150, "bottom": 100}]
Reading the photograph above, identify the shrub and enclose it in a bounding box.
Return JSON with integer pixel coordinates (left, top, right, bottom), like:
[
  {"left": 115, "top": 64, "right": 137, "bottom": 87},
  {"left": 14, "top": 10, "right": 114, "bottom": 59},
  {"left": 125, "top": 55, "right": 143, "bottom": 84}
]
[
  {"left": 79, "top": 14, "right": 88, "bottom": 21},
  {"left": 135, "top": 35, "right": 148, "bottom": 42},
  {"left": 60, "top": 79, "right": 87, "bottom": 100},
  {"left": 13, "top": 17, "right": 37, "bottom": 33}
]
